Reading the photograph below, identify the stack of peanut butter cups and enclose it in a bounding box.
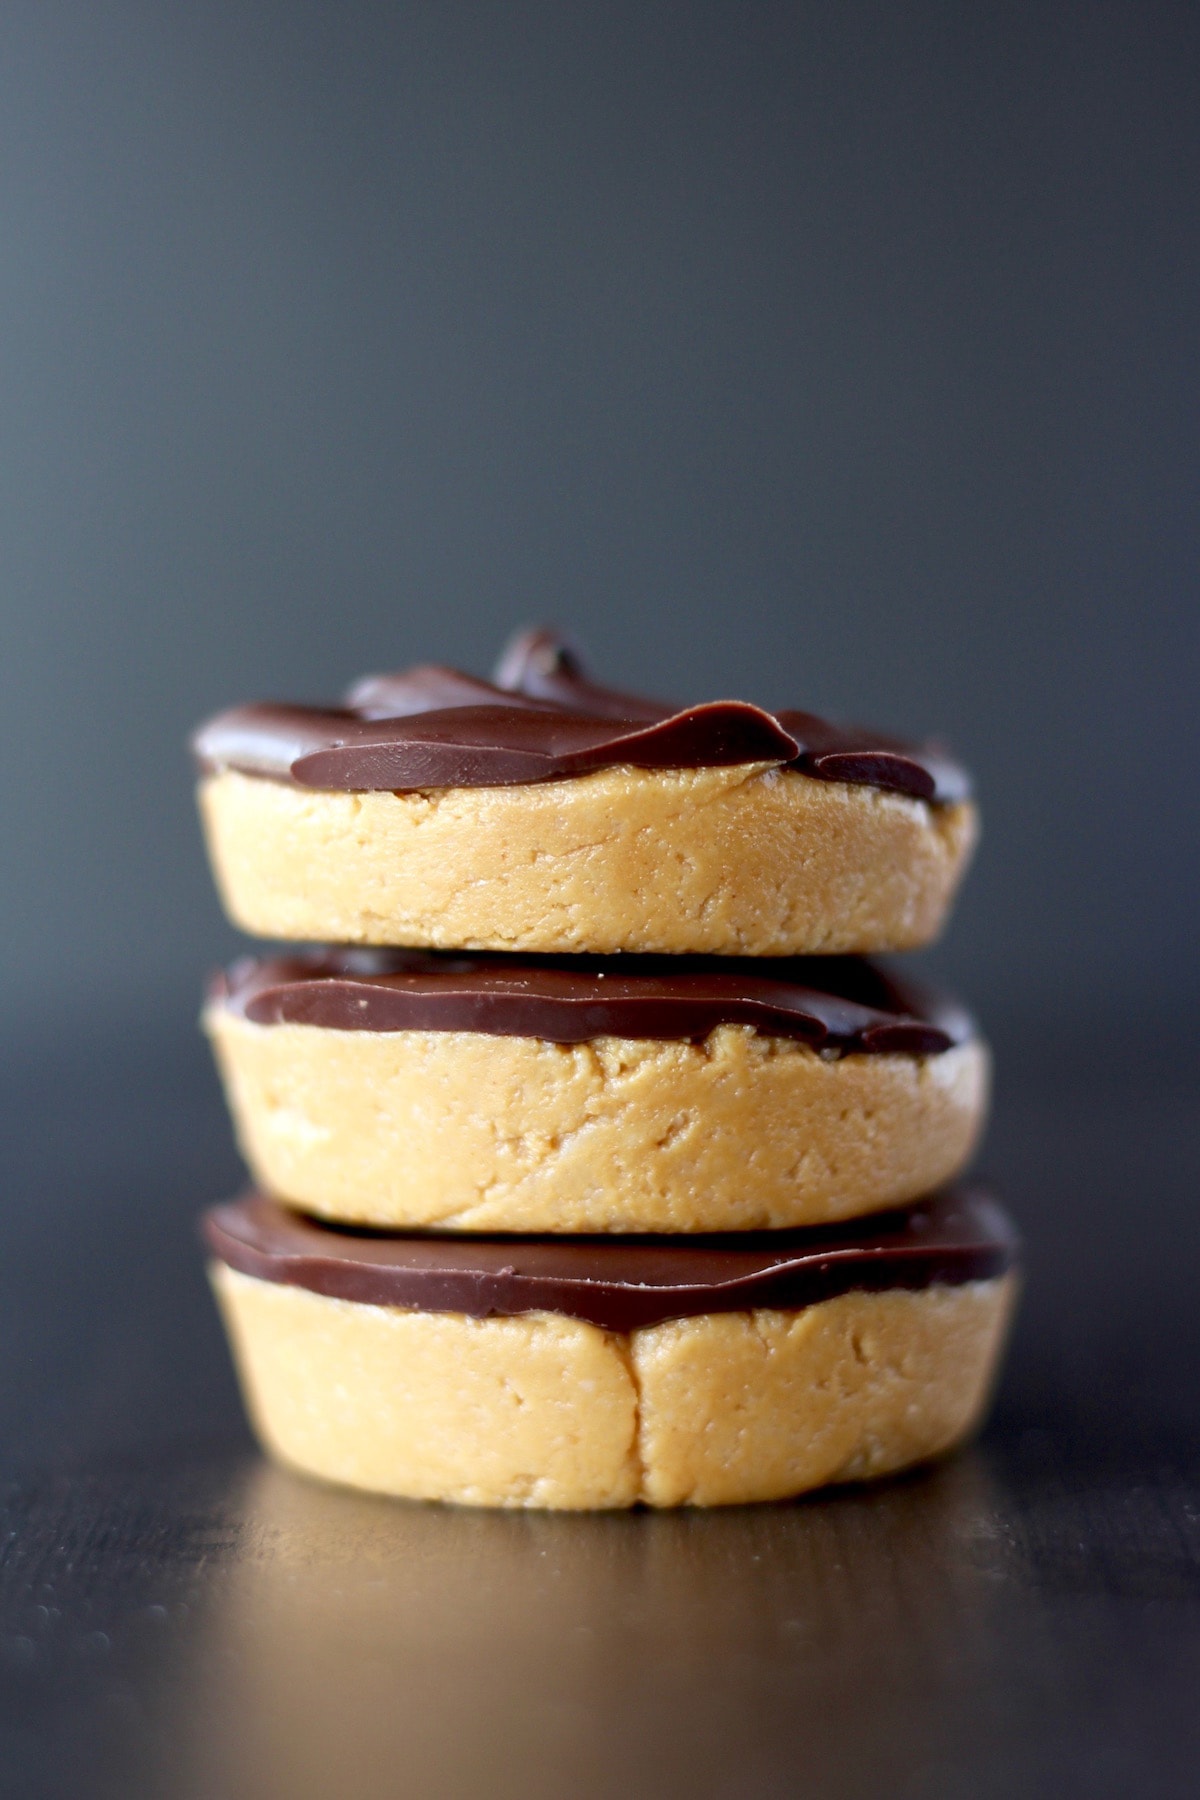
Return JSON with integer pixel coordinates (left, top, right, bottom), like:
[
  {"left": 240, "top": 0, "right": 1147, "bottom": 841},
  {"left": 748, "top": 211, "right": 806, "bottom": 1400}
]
[{"left": 193, "top": 628, "right": 1018, "bottom": 1510}]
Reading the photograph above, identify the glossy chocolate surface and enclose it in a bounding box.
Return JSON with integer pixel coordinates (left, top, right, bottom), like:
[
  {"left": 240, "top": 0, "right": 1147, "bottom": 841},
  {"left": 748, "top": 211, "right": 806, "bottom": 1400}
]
[
  {"left": 213, "top": 948, "right": 975, "bottom": 1055},
  {"left": 192, "top": 628, "right": 971, "bottom": 803},
  {"left": 204, "top": 1187, "right": 1017, "bottom": 1331}
]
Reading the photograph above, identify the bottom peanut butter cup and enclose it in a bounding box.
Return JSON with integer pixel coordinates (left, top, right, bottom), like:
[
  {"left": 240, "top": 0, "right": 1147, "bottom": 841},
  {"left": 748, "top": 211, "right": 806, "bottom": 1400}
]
[{"left": 205, "top": 1190, "right": 1019, "bottom": 1509}]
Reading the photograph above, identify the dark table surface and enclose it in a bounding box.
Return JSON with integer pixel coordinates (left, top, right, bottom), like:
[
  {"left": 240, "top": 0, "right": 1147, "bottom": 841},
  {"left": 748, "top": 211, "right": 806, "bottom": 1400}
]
[{"left": 1, "top": 1015, "right": 1198, "bottom": 1799}]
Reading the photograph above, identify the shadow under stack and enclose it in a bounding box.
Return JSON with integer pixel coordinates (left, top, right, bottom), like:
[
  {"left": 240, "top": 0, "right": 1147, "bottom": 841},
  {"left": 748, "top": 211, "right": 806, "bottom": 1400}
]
[{"left": 192, "top": 628, "right": 1018, "bottom": 1509}]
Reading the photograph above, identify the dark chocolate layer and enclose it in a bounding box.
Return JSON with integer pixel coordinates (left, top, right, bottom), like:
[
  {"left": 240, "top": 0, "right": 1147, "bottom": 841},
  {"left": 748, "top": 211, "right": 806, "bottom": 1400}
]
[
  {"left": 213, "top": 948, "right": 975, "bottom": 1055},
  {"left": 204, "top": 1187, "right": 1017, "bottom": 1331},
  {"left": 192, "top": 628, "right": 970, "bottom": 803}
]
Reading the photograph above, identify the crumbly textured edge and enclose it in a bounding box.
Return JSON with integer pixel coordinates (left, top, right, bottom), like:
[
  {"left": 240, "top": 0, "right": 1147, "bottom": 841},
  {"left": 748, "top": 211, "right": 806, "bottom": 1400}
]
[
  {"left": 197, "top": 763, "right": 978, "bottom": 955},
  {"left": 205, "top": 1011, "right": 990, "bottom": 1232},
  {"left": 210, "top": 1265, "right": 1018, "bottom": 1509}
]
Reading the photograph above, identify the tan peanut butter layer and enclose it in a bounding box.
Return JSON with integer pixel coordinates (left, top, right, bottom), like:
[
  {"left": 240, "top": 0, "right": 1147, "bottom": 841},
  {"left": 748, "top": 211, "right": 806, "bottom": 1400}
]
[{"left": 196, "top": 759, "right": 976, "bottom": 955}]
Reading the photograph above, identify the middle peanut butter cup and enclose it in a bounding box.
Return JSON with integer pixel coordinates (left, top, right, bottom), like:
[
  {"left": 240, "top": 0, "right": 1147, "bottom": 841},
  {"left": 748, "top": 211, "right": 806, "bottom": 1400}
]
[{"left": 205, "top": 948, "right": 989, "bottom": 1235}]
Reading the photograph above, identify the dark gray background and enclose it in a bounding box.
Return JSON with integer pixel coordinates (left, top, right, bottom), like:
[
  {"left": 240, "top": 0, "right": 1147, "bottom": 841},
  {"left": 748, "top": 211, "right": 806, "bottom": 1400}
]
[
  {"left": 2, "top": 9, "right": 1199, "bottom": 1794},
  {"left": 2, "top": 0, "right": 1197, "bottom": 1044}
]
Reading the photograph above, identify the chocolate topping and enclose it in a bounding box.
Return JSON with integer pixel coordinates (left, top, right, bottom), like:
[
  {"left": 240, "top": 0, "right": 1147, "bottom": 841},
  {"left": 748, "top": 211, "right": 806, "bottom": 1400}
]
[
  {"left": 204, "top": 1187, "right": 1018, "bottom": 1331},
  {"left": 192, "top": 628, "right": 971, "bottom": 803},
  {"left": 213, "top": 948, "right": 974, "bottom": 1055}
]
